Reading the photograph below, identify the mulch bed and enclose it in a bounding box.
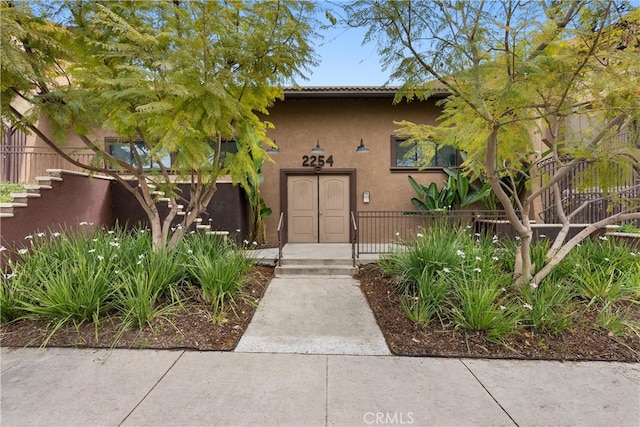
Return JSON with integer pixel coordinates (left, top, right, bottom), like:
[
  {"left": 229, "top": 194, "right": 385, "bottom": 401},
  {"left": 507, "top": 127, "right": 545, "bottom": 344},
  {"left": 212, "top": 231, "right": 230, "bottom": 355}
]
[
  {"left": 356, "top": 263, "right": 640, "bottom": 362},
  {"left": 2, "top": 263, "right": 639, "bottom": 361},
  {"left": 0, "top": 266, "right": 273, "bottom": 351}
]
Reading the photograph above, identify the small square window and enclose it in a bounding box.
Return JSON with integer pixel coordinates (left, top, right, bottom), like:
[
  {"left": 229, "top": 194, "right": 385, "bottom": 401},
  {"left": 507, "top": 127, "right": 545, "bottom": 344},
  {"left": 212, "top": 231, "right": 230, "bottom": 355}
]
[{"left": 391, "top": 136, "right": 459, "bottom": 170}]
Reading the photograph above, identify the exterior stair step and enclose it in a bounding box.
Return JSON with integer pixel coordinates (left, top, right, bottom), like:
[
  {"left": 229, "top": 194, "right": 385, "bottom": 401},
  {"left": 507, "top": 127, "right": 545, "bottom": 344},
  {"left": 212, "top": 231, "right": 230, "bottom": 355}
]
[
  {"left": 35, "top": 175, "right": 62, "bottom": 187},
  {"left": 275, "top": 264, "right": 358, "bottom": 276},
  {"left": 10, "top": 192, "right": 40, "bottom": 205},
  {"left": 24, "top": 185, "right": 43, "bottom": 194},
  {"left": 0, "top": 212, "right": 14, "bottom": 218},
  {"left": 276, "top": 255, "right": 357, "bottom": 276},
  {"left": 0, "top": 204, "right": 14, "bottom": 215}
]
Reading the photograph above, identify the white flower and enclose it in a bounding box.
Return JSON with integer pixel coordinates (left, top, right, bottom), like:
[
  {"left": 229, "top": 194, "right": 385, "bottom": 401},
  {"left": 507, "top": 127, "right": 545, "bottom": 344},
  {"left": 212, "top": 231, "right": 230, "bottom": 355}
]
[
  {"left": 138, "top": 254, "right": 145, "bottom": 259},
  {"left": 108, "top": 230, "right": 115, "bottom": 235},
  {"left": 0, "top": 246, "right": 6, "bottom": 252},
  {"left": 24, "top": 235, "right": 33, "bottom": 240},
  {"left": 88, "top": 249, "right": 96, "bottom": 253},
  {"left": 97, "top": 255, "right": 104, "bottom": 261},
  {"left": 515, "top": 235, "right": 521, "bottom": 240},
  {"left": 523, "top": 303, "right": 533, "bottom": 310},
  {"left": 466, "top": 225, "right": 472, "bottom": 229},
  {"left": 79, "top": 221, "right": 88, "bottom": 225},
  {"left": 475, "top": 256, "right": 482, "bottom": 261},
  {"left": 243, "top": 239, "right": 249, "bottom": 245},
  {"left": 501, "top": 287, "right": 507, "bottom": 292},
  {"left": 492, "top": 235, "right": 499, "bottom": 242},
  {"left": 530, "top": 283, "right": 538, "bottom": 289},
  {"left": 604, "top": 257, "right": 610, "bottom": 262},
  {"left": 539, "top": 234, "right": 547, "bottom": 238},
  {"left": 473, "top": 268, "right": 482, "bottom": 273},
  {"left": 236, "top": 229, "right": 241, "bottom": 233},
  {"left": 630, "top": 252, "right": 637, "bottom": 257},
  {"left": 36, "top": 232, "right": 45, "bottom": 237},
  {"left": 492, "top": 256, "right": 499, "bottom": 261},
  {"left": 177, "top": 224, "right": 183, "bottom": 229},
  {"left": 187, "top": 249, "right": 193, "bottom": 254},
  {"left": 138, "top": 229, "right": 146, "bottom": 234},
  {"left": 114, "top": 270, "right": 120, "bottom": 274},
  {"left": 109, "top": 242, "right": 120, "bottom": 247},
  {"left": 456, "top": 249, "right": 466, "bottom": 258},
  {"left": 92, "top": 238, "right": 99, "bottom": 242},
  {"left": 6, "top": 272, "right": 16, "bottom": 279},
  {"left": 599, "top": 236, "right": 608, "bottom": 241},
  {"left": 576, "top": 243, "right": 581, "bottom": 247},
  {"left": 395, "top": 232, "right": 400, "bottom": 237},
  {"left": 51, "top": 232, "right": 60, "bottom": 237},
  {"left": 18, "top": 249, "right": 28, "bottom": 255},
  {"left": 416, "top": 233, "right": 423, "bottom": 238},
  {"left": 500, "top": 305, "right": 506, "bottom": 310},
  {"left": 474, "top": 233, "right": 480, "bottom": 237},
  {"left": 137, "top": 260, "right": 143, "bottom": 265},
  {"left": 443, "top": 267, "right": 451, "bottom": 273},
  {"left": 252, "top": 241, "right": 258, "bottom": 246}
]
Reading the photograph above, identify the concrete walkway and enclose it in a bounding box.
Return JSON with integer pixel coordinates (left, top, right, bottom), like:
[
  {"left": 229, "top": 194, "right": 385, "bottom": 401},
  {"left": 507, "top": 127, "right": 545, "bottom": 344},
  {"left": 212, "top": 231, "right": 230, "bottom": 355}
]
[
  {"left": 238, "top": 243, "right": 388, "bottom": 355},
  {"left": 236, "top": 275, "right": 389, "bottom": 355},
  {"left": 1, "top": 347, "right": 638, "bottom": 426}
]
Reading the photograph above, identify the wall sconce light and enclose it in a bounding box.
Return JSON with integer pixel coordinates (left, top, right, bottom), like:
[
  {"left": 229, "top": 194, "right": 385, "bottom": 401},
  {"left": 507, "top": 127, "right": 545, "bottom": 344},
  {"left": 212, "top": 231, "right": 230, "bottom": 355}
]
[
  {"left": 356, "top": 138, "right": 370, "bottom": 153},
  {"left": 311, "top": 139, "right": 324, "bottom": 154},
  {"left": 266, "top": 140, "right": 280, "bottom": 154}
]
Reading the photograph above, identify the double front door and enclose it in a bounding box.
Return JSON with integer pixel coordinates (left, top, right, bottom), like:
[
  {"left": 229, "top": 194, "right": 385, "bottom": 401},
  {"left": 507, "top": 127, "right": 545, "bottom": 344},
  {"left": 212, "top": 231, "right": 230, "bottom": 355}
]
[{"left": 287, "top": 175, "right": 350, "bottom": 243}]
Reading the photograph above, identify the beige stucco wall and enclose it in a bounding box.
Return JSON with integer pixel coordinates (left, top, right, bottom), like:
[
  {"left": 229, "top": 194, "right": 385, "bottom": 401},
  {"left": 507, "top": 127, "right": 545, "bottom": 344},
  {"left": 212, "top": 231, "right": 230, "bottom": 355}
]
[{"left": 260, "top": 95, "right": 447, "bottom": 244}]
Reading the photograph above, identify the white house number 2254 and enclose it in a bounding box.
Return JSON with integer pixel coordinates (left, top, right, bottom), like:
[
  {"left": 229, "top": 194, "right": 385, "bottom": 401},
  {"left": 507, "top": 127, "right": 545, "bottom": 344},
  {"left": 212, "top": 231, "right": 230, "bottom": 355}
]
[{"left": 302, "top": 155, "right": 334, "bottom": 167}]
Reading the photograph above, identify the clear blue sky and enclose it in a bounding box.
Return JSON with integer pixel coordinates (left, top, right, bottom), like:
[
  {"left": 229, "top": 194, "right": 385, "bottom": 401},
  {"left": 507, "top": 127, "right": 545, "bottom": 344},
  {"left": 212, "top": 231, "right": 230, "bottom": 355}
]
[{"left": 300, "top": 2, "right": 392, "bottom": 87}]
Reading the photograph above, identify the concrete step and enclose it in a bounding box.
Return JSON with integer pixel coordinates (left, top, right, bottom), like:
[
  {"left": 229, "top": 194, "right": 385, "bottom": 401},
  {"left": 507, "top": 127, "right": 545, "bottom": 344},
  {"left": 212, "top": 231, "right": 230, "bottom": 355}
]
[
  {"left": 24, "top": 185, "right": 44, "bottom": 194},
  {"left": 0, "top": 212, "right": 14, "bottom": 218},
  {"left": 0, "top": 204, "right": 14, "bottom": 215},
  {"left": 275, "top": 264, "right": 358, "bottom": 276},
  {"left": 10, "top": 192, "right": 40, "bottom": 205},
  {"left": 35, "top": 176, "right": 62, "bottom": 187},
  {"left": 0, "top": 202, "right": 27, "bottom": 212},
  {"left": 280, "top": 258, "right": 354, "bottom": 266}
]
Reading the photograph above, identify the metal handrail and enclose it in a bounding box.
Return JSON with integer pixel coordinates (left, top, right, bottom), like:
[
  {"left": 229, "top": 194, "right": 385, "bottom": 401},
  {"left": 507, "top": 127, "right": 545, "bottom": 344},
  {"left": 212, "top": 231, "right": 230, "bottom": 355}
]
[
  {"left": 350, "top": 211, "right": 358, "bottom": 267},
  {"left": 276, "top": 212, "right": 284, "bottom": 266}
]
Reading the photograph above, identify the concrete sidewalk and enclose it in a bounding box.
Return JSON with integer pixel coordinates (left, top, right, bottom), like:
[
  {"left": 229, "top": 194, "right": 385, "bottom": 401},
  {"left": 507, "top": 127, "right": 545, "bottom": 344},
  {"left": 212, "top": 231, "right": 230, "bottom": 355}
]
[{"left": 1, "top": 347, "right": 638, "bottom": 426}]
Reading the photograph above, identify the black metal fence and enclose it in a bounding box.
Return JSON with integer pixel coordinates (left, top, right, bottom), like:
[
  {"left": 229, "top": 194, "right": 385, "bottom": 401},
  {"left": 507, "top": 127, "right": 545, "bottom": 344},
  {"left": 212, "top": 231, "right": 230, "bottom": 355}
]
[{"left": 356, "top": 210, "right": 511, "bottom": 254}]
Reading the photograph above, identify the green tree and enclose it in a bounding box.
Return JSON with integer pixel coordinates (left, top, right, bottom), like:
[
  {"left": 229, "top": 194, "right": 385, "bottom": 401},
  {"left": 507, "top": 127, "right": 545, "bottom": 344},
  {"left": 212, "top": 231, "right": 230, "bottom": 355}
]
[
  {"left": 2, "top": 0, "right": 316, "bottom": 252},
  {"left": 345, "top": 0, "right": 640, "bottom": 284}
]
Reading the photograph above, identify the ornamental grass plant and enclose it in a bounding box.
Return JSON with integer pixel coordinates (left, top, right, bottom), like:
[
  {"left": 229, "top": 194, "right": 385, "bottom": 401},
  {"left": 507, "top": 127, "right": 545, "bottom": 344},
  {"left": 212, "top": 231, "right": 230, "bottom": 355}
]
[
  {"left": 380, "top": 224, "right": 640, "bottom": 342},
  {"left": 0, "top": 225, "right": 254, "bottom": 345}
]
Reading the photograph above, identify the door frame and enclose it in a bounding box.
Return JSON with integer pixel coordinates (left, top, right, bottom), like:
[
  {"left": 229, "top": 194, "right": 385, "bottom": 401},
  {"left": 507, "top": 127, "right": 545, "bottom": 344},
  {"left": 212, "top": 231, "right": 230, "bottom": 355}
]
[{"left": 280, "top": 168, "right": 356, "bottom": 245}]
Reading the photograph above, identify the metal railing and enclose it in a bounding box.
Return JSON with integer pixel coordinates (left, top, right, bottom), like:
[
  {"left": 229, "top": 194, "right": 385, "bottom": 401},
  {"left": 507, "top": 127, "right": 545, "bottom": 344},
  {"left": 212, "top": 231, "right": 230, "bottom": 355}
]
[
  {"left": 1, "top": 145, "right": 96, "bottom": 183},
  {"left": 350, "top": 211, "right": 358, "bottom": 267},
  {"left": 276, "top": 212, "right": 284, "bottom": 266},
  {"left": 356, "top": 210, "right": 511, "bottom": 254}
]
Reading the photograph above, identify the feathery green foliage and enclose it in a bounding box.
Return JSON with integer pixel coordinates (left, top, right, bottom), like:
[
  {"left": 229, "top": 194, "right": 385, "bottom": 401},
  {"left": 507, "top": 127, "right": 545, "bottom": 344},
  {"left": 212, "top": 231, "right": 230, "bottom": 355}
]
[
  {"left": 345, "top": 0, "right": 640, "bottom": 285},
  {"left": 2, "top": 0, "right": 317, "bottom": 251}
]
